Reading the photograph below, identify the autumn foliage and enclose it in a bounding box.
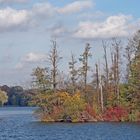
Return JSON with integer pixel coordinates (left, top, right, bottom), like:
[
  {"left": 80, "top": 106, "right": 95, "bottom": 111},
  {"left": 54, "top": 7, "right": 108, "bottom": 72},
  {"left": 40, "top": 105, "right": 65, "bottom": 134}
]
[
  {"left": 31, "top": 32, "right": 140, "bottom": 122},
  {"left": 103, "top": 106, "right": 129, "bottom": 121}
]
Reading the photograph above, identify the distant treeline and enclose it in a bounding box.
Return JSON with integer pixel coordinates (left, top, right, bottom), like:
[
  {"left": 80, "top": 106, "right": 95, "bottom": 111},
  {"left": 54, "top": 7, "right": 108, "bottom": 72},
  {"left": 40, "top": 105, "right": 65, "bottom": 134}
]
[{"left": 0, "top": 85, "right": 35, "bottom": 106}]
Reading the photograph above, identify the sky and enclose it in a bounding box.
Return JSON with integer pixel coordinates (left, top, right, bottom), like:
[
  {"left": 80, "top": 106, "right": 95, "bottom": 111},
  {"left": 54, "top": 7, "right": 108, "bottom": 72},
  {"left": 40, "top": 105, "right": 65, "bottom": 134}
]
[{"left": 0, "top": 0, "right": 140, "bottom": 86}]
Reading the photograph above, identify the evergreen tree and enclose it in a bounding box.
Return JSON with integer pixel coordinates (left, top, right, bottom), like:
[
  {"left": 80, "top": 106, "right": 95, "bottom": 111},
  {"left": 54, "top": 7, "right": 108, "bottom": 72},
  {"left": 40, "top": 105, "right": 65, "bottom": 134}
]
[
  {"left": 69, "top": 54, "right": 78, "bottom": 94},
  {"left": 128, "top": 35, "right": 140, "bottom": 112},
  {"left": 32, "top": 67, "right": 51, "bottom": 93}
]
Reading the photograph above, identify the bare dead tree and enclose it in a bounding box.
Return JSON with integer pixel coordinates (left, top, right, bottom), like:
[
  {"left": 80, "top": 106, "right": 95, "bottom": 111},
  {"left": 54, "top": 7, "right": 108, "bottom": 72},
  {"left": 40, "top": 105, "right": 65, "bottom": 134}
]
[
  {"left": 99, "top": 64, "right": 104, "bottom": 112},
  {"left": 95, "top": 63, "right": 100, "bottom": 105},
  {"left": 111, "top": 39, "right": 122, "bottom": 103},
  {"left": 57, "top": 71, "right": 63, "bottom": 90},
  {"left": 102, "top": 41, "right": 109, "bottom": 105},
  {"left": 94, "top": 62, "right": 104, "bottom": 111},
  {"left": 102, "top": 41, "right": 109, "bottom": 84},
  {"left": 79, "top": 43, "right": 92, "bottom": 93},
  {"left": 48, "top": 40, "right": 62, "bottom": 93}
]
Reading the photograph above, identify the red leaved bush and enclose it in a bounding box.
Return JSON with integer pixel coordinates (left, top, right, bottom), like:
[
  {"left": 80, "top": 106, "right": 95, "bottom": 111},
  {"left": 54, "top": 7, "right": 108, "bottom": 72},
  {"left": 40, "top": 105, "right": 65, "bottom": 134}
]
[
  {"left": 85, "top": 104, "right": 96, "bottom": 118},
  {"left": 103, "top": 106, "right": 129, "bottom": 121}
]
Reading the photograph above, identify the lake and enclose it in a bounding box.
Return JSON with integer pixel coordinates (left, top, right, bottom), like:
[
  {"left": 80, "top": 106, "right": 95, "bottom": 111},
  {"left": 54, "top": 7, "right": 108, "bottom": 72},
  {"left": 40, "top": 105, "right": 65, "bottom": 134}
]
[{"left": 0, "top": 107, "right": 140, "bottom": 140}]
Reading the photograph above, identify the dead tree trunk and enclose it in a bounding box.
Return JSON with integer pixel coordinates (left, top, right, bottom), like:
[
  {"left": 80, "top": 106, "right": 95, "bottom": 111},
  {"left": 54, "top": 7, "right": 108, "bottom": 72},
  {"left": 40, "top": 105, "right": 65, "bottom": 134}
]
[{"left": 49, "top": 40, "right": 62, "bottom": 93}]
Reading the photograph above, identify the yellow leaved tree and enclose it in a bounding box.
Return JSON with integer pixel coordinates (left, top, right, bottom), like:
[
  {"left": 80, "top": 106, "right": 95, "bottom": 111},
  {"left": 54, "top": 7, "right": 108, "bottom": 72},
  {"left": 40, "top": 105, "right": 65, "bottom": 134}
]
[{"left": 0, "top": 89, "right": 8, "bottom": 106}]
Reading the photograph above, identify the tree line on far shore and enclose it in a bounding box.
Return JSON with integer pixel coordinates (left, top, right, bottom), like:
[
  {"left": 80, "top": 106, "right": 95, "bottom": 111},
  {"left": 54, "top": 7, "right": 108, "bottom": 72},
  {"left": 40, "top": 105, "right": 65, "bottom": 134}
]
[{"left": 0, "top": 85, "right": 35, "bottom": 106}]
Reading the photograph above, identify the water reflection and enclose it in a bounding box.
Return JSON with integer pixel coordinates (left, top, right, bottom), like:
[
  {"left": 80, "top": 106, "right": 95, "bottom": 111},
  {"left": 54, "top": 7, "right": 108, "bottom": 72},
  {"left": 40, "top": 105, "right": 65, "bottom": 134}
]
[{"left": 0, "top": 107, "right": 140, "bottom": 140}]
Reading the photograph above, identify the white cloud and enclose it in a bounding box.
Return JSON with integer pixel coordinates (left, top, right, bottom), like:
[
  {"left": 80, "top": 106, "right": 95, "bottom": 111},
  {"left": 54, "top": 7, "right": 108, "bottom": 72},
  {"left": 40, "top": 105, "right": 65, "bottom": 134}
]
[
  {"left": 0, "top": 1, "right": 139, "bottom": 38},
  {"left": 74, "top": 15, "right": 140, "bottom": 39},
  {"left": 31, "top": 2, "right": 56, "bottom": 19},
  {"left": 15, "top": 52, "right": 47, "bottom": 69},
  {"left": 0, "top": 1, "right": 94, "bottom": 32},
  {"left": 58, "top": 0, "right": 93, "bottom": 14},
  {"left": 79, "top": 11, "right": 106, "bottom": 20},
  {"left": 0, "top": 2, "right": 55, "bottom": 32},
  {"left": 0, "top": 0, "right": 27, "bottom": 4},
  {"left": 31, "top": 1, "right": 93, "bottom": 18},
  {"left": 15, "top": 63, "right": 24, "bottom": 69},
  {"left": 23, "top": 52, "right": 47, "bottom": 63},
  {"left": 48, "top": 24, "right": 71, "bottom": 38},
  {"left": 0, "top": 7, "right": 31, "bottom": 32},
  {"left": 0, "top": 2, "right": 56, "bottom": 32}
]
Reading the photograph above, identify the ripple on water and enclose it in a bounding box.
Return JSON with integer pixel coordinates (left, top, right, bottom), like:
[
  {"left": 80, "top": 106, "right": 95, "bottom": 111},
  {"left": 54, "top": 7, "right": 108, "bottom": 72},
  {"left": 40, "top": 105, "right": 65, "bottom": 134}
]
[{"left": 0, "top": 107, "right": 140, "bottom": 140}]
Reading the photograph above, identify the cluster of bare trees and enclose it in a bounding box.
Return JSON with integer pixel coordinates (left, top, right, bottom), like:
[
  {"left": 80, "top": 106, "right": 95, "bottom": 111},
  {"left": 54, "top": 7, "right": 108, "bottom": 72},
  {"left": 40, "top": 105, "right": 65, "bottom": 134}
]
[
  {"left": 91, "top": 39, "right": 122, "bottom": 111},
  {"left": 32, "top": 30, "right": 140, "bottom": 113}
]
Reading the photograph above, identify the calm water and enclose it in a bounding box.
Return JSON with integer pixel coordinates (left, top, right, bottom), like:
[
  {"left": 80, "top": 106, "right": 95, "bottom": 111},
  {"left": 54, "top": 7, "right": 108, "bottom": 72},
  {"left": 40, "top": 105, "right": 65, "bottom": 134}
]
[{"left": 0, "top": 107, "right": 140, "bottom": 140}]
